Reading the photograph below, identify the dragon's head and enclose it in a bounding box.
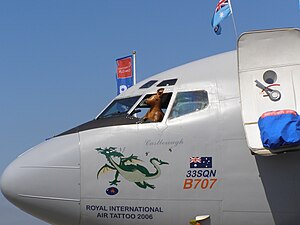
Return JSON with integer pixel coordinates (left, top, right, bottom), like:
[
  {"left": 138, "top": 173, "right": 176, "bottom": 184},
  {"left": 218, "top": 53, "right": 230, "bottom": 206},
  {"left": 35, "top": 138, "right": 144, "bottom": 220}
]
[{"left": 95, "top": 147, "right": 124, "bottom": 158}]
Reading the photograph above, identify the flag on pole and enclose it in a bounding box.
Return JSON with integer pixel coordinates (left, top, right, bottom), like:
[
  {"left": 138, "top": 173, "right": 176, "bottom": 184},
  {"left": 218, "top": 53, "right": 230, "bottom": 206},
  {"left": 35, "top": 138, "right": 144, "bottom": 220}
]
[
  {"left": 211, "top": 0, "right": 232, "bottom": 35},
  {"left": 116, "top": 55, "right": 134, "bottom": 95}
]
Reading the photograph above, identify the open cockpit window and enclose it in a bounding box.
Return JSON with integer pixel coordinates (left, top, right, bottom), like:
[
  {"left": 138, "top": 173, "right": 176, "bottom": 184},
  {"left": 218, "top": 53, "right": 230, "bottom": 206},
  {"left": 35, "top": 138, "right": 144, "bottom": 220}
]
[
  {"left": 169, "top": 90, "right": 208, "bottom": 119},
  {"left": 98, "top": 96, "right": 141, "bottom": 119},
  {"left": 129, "top": 90, "right": 172, "bottom": 123}
]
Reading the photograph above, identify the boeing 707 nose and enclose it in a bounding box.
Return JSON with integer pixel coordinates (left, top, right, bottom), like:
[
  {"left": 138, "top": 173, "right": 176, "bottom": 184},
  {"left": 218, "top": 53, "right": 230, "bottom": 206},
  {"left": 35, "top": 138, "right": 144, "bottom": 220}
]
[{"left": 1, "top": 134, "right": 81, "bottom": 225}]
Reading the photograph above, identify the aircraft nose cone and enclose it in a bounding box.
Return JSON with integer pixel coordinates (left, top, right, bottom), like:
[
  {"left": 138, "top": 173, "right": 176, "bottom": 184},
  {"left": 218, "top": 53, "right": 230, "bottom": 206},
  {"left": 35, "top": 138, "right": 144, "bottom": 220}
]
[
  {"left": 1, "top": 134, "right": 81, "bottom": 225},
  {"left": 1, "top": 161, "right": 20, "bottom": 203}
]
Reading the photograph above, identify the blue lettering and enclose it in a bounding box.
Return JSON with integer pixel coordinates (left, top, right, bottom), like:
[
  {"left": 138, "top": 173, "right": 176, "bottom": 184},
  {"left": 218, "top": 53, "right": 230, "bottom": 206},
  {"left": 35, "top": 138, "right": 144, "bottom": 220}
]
[{"left": 186, "top": 170, "right": 217, "bottom": 178}]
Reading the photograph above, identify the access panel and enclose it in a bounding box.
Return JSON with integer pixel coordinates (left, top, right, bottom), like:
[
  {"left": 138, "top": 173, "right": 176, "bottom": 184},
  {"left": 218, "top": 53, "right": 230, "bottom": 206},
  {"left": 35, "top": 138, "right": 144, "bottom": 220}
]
[{"left": 238, "top": 28, "right": 300, "bottom": 155}]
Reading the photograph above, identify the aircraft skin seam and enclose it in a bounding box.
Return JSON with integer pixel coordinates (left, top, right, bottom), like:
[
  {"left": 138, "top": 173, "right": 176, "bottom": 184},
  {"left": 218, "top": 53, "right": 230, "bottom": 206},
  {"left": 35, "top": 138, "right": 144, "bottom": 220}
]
[
  {"left": 20, "top": 166, "right": 80, "bottom": 169},
  {"left": 222, "top": 210, "right": 274, "bottom": 213},
  {"left": 239, "top": 62, "right": 300, "bottom": 73},
  {"left": 18, "top": 194, "right": 80, "bottom": 202},
  {"left": 82, "top": 197, "right": 222, "bottom": 202}
]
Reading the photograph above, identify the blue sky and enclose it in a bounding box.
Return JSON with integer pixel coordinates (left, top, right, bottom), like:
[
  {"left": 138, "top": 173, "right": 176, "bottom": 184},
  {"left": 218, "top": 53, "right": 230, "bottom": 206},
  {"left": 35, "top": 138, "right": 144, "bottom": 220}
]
[{"left": 0, "top": 0, "right": 299, "bottom": 224}]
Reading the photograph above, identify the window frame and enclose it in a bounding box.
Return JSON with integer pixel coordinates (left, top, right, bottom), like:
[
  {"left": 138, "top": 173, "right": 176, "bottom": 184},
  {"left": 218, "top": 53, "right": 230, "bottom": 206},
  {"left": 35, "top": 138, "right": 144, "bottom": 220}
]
[
  {"left": 168, "top": 90, "right": 209, "bottom": 120},
  {"left": 96, "top": 95, "right": 142, "bottom": 119},
  {"left": 128, "top": 91, "right": 174, "bottom": 123}
]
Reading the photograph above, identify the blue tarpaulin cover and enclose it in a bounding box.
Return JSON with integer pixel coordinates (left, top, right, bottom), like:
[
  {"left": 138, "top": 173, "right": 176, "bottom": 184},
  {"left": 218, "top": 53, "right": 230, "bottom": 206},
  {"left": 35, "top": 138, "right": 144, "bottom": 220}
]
[{"left": 258, "top": 110, "right": 300, "bottom": 149}]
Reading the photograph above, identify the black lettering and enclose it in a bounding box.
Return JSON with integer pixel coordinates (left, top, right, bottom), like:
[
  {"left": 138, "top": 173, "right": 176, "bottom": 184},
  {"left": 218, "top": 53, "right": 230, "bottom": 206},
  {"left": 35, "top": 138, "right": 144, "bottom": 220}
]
[
  {"left": 197, "top": 170, "right": 203, "bottom": 177},
  {"left": 210, "top": 170, "right": 217, "bottom": 177},
  {"left": 97, "top": 212, "right": 108, "bottom": 218},
  {"left": 203, "top": 170, "right": 210, "bottom": 177}
]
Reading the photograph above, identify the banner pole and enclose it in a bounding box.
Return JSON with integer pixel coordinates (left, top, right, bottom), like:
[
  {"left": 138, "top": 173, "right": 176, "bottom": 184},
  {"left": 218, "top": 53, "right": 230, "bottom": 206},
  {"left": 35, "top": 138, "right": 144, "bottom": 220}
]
[
  {"left": 228, "top": 0, "right": 238, "bottom": 39},
  {"left": 132, "top": 50, "right": 137, "bottom": 85}
]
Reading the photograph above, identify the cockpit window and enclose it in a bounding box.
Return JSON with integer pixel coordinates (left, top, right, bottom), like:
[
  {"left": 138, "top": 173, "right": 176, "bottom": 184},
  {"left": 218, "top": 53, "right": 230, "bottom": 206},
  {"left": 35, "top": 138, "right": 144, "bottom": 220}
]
[
  {"left": 169, "top": 90, "right": 209, "bottom": 119},
  {"left": 139, "top": 80, "right": 158, "bottom": 89},
  {"left": 98, "top": 96, "right": 141, "bottom": 119},
  {"left": 157, "top": 78, "right": 177, "bottom": 87}
]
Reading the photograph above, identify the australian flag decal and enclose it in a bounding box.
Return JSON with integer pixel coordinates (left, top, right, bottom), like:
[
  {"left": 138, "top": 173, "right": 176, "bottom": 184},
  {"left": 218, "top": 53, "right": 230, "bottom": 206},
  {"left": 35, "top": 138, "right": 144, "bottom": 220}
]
[{"left": 190, "top": 157, "right": 212, "bottom": 168}]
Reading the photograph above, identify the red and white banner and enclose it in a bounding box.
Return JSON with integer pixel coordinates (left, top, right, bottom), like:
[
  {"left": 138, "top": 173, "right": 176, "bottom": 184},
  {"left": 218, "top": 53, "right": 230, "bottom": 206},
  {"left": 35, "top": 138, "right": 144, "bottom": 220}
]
[
  {"left": 116, "top": 56, "right": 133, "bottom": 79},
  {"left": 116, "top": 55, "right": 134, "bottom": 95}
]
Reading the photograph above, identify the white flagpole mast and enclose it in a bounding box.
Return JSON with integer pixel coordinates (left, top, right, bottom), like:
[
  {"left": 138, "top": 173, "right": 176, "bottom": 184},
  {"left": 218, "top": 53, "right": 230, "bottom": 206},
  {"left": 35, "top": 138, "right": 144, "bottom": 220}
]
[
  {"left": 132, "top": 50, "right": 137, "bottom": 85},
  {"left": 228, "top": 0, "right": 238, "bottom": 39}
]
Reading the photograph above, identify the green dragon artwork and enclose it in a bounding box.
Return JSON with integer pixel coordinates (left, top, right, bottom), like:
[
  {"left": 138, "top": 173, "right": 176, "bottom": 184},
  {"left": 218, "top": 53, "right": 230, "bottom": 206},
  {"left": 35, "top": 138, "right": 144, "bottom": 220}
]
[{"left": 96, "top": 147, "right": 169, "bottom": 189}]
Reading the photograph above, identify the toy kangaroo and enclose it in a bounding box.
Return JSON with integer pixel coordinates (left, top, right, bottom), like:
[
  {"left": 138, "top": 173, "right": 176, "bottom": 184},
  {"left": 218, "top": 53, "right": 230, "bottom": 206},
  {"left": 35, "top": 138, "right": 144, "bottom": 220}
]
[{"left": 142, "top": 88, "right": 165, "bottom": 122}]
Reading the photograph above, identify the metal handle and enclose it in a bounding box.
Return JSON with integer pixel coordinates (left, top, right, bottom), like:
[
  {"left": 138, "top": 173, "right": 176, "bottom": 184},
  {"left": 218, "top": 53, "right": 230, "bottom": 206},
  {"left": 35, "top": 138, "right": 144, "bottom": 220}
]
[{"left": 254, "top": 80, "right": 281, "bottom": 102}]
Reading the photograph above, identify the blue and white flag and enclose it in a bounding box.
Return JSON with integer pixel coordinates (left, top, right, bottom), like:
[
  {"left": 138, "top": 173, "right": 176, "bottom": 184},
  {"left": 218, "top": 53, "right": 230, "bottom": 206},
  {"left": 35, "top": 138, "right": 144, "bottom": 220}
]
[
  {"left": 211, "top": 0, "right": 232, "bottom": 35},
  {"left": 116, "top": 55, "right": 134, "bottom": 95},
  {"left": 190, "top": 157, "right": 212, "bottom": 168}
]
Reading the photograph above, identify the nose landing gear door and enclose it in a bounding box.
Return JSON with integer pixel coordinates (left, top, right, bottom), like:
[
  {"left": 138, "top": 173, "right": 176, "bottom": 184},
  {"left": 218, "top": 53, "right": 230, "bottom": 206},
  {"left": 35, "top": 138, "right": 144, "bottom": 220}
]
[{"left": 238, "top": 28, "right": 300, "bottom": 155}]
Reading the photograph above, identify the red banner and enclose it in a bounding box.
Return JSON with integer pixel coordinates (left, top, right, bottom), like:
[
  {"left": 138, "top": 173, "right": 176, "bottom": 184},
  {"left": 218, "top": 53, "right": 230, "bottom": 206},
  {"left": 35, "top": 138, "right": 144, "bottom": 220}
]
[{"left": 116, "top": 56, "right": 132, "bottom": 79}]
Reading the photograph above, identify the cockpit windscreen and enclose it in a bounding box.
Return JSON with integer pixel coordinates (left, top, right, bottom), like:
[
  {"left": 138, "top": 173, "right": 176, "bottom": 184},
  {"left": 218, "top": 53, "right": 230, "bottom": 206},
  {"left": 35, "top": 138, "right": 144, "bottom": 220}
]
[{"left": 98, "top": 96, "right": 141, "bottom": 119}]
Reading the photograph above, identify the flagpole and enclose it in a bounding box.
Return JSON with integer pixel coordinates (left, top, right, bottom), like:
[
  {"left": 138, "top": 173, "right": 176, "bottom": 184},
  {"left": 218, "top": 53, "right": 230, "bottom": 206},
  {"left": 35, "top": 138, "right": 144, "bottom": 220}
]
[
  {"left": 228, "top": 0, "right": 238, "bottom": 39},
  {"left": 132, "top": 50, "right": 137, "bottom": 85}
]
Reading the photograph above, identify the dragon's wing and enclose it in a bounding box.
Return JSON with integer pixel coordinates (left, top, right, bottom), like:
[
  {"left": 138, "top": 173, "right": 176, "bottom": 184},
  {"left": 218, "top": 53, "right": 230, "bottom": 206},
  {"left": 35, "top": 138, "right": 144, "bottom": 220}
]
[{"left": 97, "top": 164, "right": 115, "bottom": 178}]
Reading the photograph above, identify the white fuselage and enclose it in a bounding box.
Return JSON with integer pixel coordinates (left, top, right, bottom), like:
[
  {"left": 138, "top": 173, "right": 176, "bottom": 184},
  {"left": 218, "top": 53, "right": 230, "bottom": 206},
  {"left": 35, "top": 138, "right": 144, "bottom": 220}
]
[{"left": 1, "top": 39, "right": 300, "bottom": 225}]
